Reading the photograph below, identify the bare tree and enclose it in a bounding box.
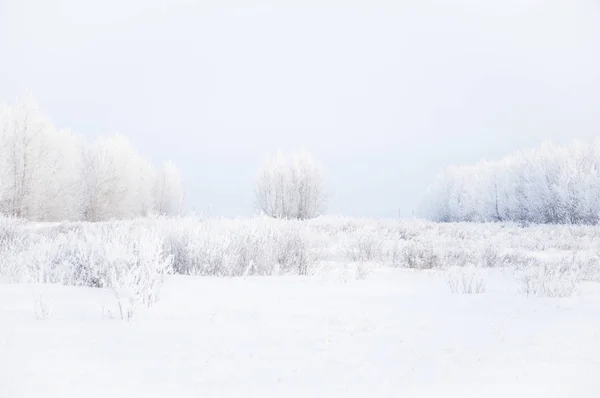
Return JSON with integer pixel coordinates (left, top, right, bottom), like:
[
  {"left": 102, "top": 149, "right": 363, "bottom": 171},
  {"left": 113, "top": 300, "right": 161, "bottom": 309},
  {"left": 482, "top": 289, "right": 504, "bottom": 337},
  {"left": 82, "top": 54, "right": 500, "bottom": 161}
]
[{"left": 255, "top": 151, "right": 327, "bottom": 220}]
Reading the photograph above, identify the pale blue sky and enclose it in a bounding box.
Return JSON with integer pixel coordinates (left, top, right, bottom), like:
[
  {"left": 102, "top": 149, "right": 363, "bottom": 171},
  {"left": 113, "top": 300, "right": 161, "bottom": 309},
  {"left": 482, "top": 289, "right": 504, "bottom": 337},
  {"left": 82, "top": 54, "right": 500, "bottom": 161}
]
[{"left": 1, "top": 0, "right": 599, "bottom": 217}]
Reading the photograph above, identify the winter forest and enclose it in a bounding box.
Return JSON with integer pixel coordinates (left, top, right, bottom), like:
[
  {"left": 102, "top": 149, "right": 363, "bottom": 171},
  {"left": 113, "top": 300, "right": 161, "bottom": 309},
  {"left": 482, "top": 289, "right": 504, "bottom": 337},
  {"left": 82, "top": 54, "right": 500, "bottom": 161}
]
[
  {"left": 420, "top": 140, "right": 600, "bottom": 225},
  {"left": 4, "top": 97, "right": 600, "bottom": 226},
  {"left": 0, "top": 97, "right": 331, "bottom": 222},
  {"left": 0, "top": 98, "right": 184, "bottom": 222}
]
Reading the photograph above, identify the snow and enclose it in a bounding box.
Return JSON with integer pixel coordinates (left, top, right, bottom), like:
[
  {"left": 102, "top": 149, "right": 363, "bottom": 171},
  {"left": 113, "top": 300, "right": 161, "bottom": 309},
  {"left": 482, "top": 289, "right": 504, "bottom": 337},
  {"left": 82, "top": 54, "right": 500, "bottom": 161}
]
[{"left": 2, "top": 269, "right": 600, "bottom": 398}]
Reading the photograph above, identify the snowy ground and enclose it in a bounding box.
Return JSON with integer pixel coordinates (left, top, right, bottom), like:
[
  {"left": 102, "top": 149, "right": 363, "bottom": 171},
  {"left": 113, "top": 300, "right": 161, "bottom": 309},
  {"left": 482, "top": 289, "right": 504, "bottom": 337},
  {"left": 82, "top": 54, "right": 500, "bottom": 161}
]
[{"left": 2, "top": 268, "right": 600, "bottom": 398}]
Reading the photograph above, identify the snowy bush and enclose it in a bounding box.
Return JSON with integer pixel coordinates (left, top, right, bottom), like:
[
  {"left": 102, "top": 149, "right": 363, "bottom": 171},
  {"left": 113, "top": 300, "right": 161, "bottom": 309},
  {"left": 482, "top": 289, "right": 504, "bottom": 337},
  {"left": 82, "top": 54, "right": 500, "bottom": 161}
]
[
  {"left": 275, "top": 224, "right": 314, "bottom": 275},
  {"left": 0, "top": 219, "right": 172, "bottom": 320},
  {"left": 160, "top": 218, "right": 227, "bottom": 276},
  {"left": 0, "top": 216, "right": 26, "bottom": 248},
  {"left": 577, "top": 254, "right": 600, "bottom": 283},
  {"left": 159, "top": 217, "right": 315, "bottom": 276},
  {"left": 346, "top": 226, "right": 384, "bottom": 262},
  {"left": 402, "top": 240, "right": 442, "bottom": 269},
  {"left": 480, "top": 243, "right": 502, "bottom": 268},
  {"left": 0, "top": 216, "right": 42, "bottom": 282},
  {"left": 107, "top": 226, "right": 172, "bottom": 320},
  {"left": 442, "top": 247, "right": 480, "bottom": 268},
  {"left": 2, "top": 215, "right": 600, "bottom": 296},
  {"left": 445, "top": 267, "right": 486, "bottom": 294},
  {"left": 521, "top": 259, "right": 580, "bottom": 298},
  {"left": 355, "top": 262, "right": 373, "bottom": 280},
  {"left": 501, "top": 251, "right": 538, "bottom": 270}
]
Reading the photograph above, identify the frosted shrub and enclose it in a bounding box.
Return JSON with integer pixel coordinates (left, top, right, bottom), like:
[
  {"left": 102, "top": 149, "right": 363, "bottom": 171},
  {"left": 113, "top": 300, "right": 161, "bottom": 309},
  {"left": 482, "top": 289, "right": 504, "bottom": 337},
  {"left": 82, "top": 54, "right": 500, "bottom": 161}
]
[
  {"left": 445, "top": 267, "right": 486, "bottom": 294},
  {"left": 578, "top": 254, "right": 600, "bottom": 283},
  {"left": 0, "top": 217, "right": 46, "bottom": 283},
  {"left": 165, "top": 220, "right": 263, "bottom": 276},
  {"left": 0, "top": 246, "right": 38, "bottom": 283},
  {"left": 159, "top": 218, "right": 315, "bottom": 276},
  {"left": 501, "top": 251, "right": 537, "bottom": 270},
  {"left": 403, "top": 240, "right": 441, "bottom": 269},
  {"left": 0, "top": 220, "right": 172, "bottom": 320},
  {"left": 480, "top": 243, "right": 502, "bottom": 268},
  {"left": 226, "top": 225, "right": 270, "bottom": 275},
  {"left": 0, "top": 216, "right": 27, "bottom": 263},
  {"left": 5, "top": 215, "right": 600, "bottom": 291},
  {"left": 50, "top": 222, "right": 172, "bottom": 319},
  {"left": 108, "top": 226, "right": 172, "bottom": 320},
  {"left": 161, "top": 220, "right": 229, "bottom": 276},
  {"left": 275, "top": 225, "right": 313, "bottom": 275},
  {"left": 521, "top": 259, "right": 579, "bottom": 298},
  {"left": 355, "top": 262, "right": 373, "bottom": 280},
  {"left": 443, "top": 247, "right": 479, "bottom": 268},
  {"left": 0, "top": 216, "right": 26, "bottom": 248},
  {"left": 46, "top": 228, "right": 112, "bottom": 286},
  {"left": 346, "top": 226, "right": 384, "bottom": 262}
]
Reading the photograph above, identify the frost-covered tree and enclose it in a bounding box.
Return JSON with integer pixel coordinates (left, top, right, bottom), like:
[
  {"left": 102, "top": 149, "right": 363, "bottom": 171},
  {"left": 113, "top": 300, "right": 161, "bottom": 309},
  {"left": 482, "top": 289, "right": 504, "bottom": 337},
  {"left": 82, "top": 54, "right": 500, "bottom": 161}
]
[
  {"left": 0, "top": 98, "right": 45, "bottom": 218},
  {"left": 255, "top": 151, "right": 327, "bottom": 220},
  {"left": 0, "top": 98, "right": 83, "bottom": 221},
  {"left": 33, "top": 127, "right": 84, "bottom": 221},
  {"left": 420, "top": 139, "right": 600, "bottom": 225},
  {"left": 82, "top": 134, "right": 155, "bottom": 221},
  {"left": 0, "top": 96, "right": 185, "bottom": 222}
]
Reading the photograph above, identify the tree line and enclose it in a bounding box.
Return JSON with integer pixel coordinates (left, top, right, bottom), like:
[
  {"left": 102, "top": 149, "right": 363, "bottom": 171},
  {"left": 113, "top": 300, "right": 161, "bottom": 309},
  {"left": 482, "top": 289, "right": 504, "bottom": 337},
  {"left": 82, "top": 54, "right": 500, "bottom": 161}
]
[
  {"left": 0, "top": 97, "right": 328, "bottom": 222},
  {"left": 419, "top": 139, "right": 600, "bottom": 225},
  {"left": 0, "top": 97, "right": 184, "bottom": 221},
  {"left": 10, "top": 97, "right": 598, "bottom": 225}
]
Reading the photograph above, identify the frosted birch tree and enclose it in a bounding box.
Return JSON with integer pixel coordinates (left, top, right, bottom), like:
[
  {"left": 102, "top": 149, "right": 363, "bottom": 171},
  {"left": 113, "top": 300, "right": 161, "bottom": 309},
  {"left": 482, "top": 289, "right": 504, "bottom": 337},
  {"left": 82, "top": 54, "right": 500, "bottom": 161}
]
[
  {"left": 255, "top": 151, "right": 327, "bottom": 219},
  {"left": 0, "top": 96, "right": 185, "bottom": 222},
  {"left": 420, "top": 139, "right": 600, "bottom": 225}
]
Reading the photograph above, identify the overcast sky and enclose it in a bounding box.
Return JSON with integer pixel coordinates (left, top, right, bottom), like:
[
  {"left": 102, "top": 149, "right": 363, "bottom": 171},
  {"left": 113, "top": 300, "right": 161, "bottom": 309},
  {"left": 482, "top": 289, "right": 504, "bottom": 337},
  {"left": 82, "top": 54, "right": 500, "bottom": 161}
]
[{"left": 1, "top": 0, "right": 599, "bottom": 217}]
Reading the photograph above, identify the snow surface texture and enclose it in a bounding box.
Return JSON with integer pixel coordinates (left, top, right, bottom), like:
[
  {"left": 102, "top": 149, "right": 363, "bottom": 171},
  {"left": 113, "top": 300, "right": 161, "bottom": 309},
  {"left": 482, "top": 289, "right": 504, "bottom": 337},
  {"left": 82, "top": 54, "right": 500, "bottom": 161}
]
[{"left": 2, "top": 216, "right": 600, "bottom": 397}]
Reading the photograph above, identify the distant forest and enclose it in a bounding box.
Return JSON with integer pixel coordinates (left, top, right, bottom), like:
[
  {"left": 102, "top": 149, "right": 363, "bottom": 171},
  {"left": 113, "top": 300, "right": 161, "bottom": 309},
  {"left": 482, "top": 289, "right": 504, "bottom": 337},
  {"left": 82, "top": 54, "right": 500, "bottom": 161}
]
[
  {"left": 0, "top": 98, "right": 184, "bottom": 221},
  {"left": 420, "top": 139, "right": 600, "bottom": 225}
]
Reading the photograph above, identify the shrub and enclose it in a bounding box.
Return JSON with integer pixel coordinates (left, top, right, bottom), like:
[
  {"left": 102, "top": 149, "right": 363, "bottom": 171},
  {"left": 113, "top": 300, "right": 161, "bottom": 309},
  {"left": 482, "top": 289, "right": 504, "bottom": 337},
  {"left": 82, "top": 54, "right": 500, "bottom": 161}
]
[
  {"left": 275, "top": 225, "right": 313, "bottom": 275},
  {"left": 480, "top": 243, "right": 502, "bottom": 268},
  {"left": 346, "top": 227, "right": 384, "bottom": 262},
  {"left": 443, "top": 247, "right": 479, "bottom": 268},
  {"left": 403, "top": 240, "right": 441, "bottom": 269},
  {"left": 0, "top": 216, "right": 26, "bottom": 249},
  {"left": 521, "top": 259, "right": 579, "bottom": 298},
  {"left": 445, "top": 267, "right": 486, "bottom": 294},
  {"left": 108, "top": 225, "right": 172, "bottom": 320},
  {"left": 159, "top": 218, "right": 315, "bottom": 277},
  {"left": 355, "top": 262, "right": 373, "bottom": 280},
  {"left": 0, "top": 219, "right": 172, "bottom": 320}
]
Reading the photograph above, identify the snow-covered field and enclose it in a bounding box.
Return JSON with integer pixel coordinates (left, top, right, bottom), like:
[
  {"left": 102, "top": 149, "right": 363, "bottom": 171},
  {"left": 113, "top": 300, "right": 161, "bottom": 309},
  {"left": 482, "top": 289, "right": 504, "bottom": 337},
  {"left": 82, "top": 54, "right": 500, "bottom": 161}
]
[
  {"left": 2, "top": 217, "right": 600, "bottom": 397},
  {"left": 2, "top": 269, "right": 600, "bottom": 397}
]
